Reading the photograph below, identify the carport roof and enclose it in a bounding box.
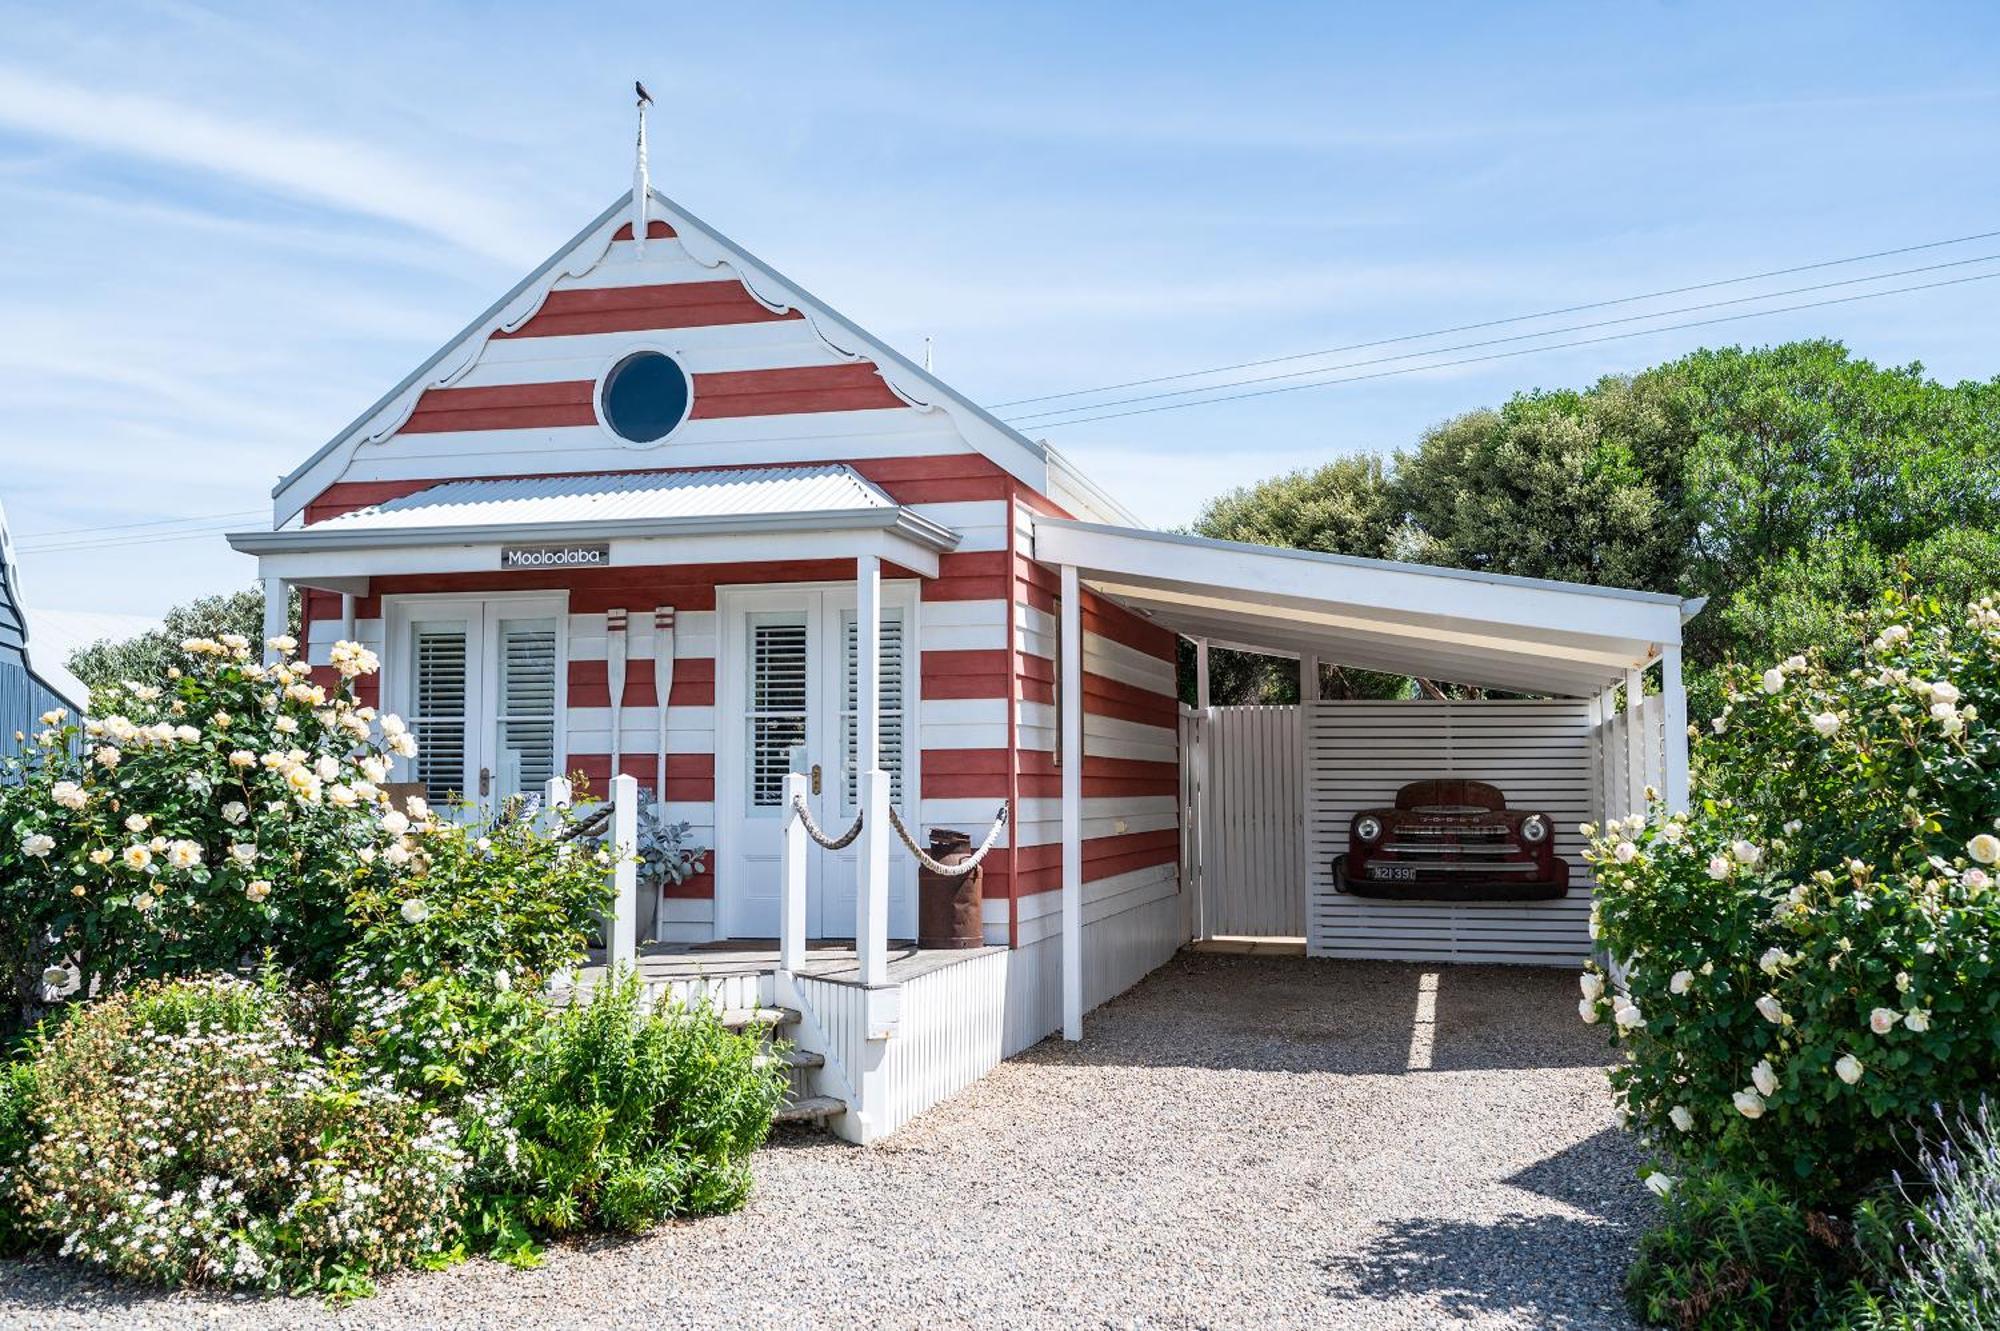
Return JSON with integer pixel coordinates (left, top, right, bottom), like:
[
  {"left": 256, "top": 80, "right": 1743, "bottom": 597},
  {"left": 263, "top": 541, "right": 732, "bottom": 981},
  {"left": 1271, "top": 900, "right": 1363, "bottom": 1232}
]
[{"left": 1030, "top": 518, "right": 1702, "bottom": 697}]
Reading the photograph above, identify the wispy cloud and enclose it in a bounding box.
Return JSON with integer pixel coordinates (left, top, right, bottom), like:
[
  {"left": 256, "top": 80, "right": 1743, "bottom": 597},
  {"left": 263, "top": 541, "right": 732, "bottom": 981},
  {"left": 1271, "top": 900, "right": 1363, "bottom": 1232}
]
[{"left": 0, "top": 65, "right": 544, "bottom": 265}]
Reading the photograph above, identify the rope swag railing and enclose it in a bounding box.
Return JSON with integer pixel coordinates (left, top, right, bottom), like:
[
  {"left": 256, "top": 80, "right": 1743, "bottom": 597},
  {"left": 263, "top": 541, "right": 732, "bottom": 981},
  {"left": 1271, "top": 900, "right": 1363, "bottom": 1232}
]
[
  {"left": 887, "top": 802, "right": 1010, "bottom": 876},
  {"left": 557, "top": 802, "right": 615, "bottom": 843},
  {"left": 789, "top": 794, "right": 865, "bottom": 851}
]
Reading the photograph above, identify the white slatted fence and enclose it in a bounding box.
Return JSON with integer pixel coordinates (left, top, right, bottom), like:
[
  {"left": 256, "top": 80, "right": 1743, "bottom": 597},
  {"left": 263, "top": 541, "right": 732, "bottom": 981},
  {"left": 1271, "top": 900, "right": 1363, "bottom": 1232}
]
[
  {"left": 1305, "top": 700, "right": 1598, "bottom": 966},
  {"left": 1198, "top": 704, "right": 1304, "bottom": 938}
]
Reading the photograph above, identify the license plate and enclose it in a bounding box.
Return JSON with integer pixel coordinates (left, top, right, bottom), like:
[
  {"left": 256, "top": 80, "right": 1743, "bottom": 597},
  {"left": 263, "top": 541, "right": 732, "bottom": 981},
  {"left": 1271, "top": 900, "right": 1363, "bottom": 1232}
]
[{"left": 1369, "top": 863, "right": 1417, "bottom": 881}]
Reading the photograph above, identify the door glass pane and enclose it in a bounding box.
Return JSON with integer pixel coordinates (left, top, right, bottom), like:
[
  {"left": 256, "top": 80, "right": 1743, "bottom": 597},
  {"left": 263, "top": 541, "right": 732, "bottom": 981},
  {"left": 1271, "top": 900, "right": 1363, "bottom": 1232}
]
[
  {"left": 410, "top": 622, "right": 469, "bottom": 803},
  {"left": 842, "top": 609, "right": 905, "bottom": 805},
  {"left": 495, "top": 617, "right": 557, "bottom": 801},
  {"left": 747, "top": 618, "right": 808, "bottom": 811}
]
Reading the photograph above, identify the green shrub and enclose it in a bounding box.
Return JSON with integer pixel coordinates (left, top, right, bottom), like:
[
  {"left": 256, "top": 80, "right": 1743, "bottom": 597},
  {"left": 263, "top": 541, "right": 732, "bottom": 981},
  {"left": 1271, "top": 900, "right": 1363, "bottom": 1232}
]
[
  {"left": 0, "top": 633, "right": 409, "bottom": 1036},
  {"left": 488, "top": 973, "right": 787, "bottom": 1238},
  {"left": 1627, "top": 1167, "right": 1878, "bottom": 1330},
  {"left": 14, "top": 974, "right": 465, "bottom": 1295},
  {"left": 0, "top": 1053, "right": 37, "bottom": 1256},
  {"left": 1581, "top": 593, "right": 2000, "bottom": 1203},
  {"left": 340, "top": 805, "right": 613, "bottom": 994}
]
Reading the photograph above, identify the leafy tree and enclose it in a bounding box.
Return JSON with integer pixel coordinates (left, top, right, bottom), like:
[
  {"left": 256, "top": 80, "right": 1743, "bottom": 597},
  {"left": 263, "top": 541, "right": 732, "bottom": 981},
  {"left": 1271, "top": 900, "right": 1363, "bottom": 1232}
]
[
  {"left": 66, "top": 586, "right": 297, "bottom": 698},
  {"left": 1185, "top": 339, "right": 2000, "bottom": 710}
]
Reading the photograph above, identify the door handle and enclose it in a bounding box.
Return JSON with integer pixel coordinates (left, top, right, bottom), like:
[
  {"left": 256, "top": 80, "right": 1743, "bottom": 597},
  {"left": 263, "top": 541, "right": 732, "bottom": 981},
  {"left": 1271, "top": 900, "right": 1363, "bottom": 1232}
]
[
  {"left": 478, "top": 766, "right": 492, "bottom": 797},
  {"left": 810, "top": 764, "right": 822, "bottom": 795}
]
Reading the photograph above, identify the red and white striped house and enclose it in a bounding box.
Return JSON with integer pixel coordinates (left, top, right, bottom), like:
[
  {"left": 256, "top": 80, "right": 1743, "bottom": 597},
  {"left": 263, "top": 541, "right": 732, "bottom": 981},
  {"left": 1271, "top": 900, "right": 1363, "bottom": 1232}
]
[{"left": 232, "top": 152, "right": 1700, "bottom": 1142}]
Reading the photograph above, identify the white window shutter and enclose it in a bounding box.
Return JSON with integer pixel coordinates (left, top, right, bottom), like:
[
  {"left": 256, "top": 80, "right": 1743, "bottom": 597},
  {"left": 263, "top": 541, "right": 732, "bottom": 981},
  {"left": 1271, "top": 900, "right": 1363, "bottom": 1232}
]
[
  {"left": 748, "top": 620, "right": 809, "bottom": 809},
  {"left": 495, "top": 617, "right": 558, "bottom": 800},
  {"left": 411, "top": 625, "right": 469, "bottom": 803}
]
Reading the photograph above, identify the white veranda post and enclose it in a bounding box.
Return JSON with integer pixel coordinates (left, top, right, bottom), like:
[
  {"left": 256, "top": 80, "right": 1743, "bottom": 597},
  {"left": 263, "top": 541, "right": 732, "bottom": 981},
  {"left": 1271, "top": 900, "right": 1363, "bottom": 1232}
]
[
  {"left": 262, "top": 576, "right": 288, "bottom": 663},
  {"left": 855, "top": 554, "right": 890, "bottom": 988},
  {"left": 1059, "top": 563, "right": 1084, "bottom": 1041},
  {"left": 608, "top": 772, "right": 639, "bottom": 970}
]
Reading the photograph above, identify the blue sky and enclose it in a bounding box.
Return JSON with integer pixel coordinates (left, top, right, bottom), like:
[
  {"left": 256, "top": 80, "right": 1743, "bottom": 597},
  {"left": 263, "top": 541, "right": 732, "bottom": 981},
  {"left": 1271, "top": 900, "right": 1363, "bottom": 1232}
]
[{"left": 2, "top": 1, "right": 1997, "bottom": 620}]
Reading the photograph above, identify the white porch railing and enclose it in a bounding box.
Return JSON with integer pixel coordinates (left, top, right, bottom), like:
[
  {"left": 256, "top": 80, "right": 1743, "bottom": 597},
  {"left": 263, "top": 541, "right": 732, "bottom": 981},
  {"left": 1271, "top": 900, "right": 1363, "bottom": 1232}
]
[{"left": 544, "top": 771, "right": 640, "bottom": 975}]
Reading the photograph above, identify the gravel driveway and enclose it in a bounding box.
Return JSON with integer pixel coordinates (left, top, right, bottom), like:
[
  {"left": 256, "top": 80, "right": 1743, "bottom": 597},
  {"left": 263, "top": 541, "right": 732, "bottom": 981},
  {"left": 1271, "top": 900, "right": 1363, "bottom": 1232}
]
[{"left": 1, "top": 953, "right": 1649, "bottom": 1330}]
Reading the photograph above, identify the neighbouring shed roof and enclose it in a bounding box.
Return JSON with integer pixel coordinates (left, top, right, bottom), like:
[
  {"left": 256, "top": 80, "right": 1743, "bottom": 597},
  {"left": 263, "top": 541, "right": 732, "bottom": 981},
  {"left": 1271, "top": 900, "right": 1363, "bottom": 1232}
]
[
  {"left": 232, "top": 464, "right": 961, "bottom": 555},
  {"left": 0, "top": 501, "right": 89, "bottom": 712},
  {"left": 1031, "top": 517, "right": 1702, "bottom": 698}
]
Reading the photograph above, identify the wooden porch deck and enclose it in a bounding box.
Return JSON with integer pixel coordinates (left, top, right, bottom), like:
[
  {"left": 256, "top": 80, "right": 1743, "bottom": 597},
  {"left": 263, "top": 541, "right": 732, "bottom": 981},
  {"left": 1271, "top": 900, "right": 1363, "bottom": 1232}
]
[{"left": 573, "top": 939, "right": 1007, "bottom": 994}]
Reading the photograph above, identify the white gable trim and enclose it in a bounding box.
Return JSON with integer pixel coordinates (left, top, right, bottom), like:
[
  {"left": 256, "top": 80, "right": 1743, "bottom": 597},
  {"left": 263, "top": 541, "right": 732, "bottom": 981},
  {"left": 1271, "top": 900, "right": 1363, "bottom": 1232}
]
[{"left": 271, "top": 188, "right": 1057, "bottom": 526}]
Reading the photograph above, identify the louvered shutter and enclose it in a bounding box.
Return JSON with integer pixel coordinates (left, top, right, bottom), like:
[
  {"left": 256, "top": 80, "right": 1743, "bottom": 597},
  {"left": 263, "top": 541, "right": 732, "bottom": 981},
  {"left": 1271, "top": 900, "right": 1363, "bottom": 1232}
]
[
  {"left": 410, "top": 623, "right": 469, "bottom": 803},
  {"left": 494, "top": 617, "right": 557, "bottom": 800},
  {"left": 747, "top": 618, "right": 808, "bottom": 810},
  {"left": 842, "top": 610, "right": 905, "bottom": 805}
]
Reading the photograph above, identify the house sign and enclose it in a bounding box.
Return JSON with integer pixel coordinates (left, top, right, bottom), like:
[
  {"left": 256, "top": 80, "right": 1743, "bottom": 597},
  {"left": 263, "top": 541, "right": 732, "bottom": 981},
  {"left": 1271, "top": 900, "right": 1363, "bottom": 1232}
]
[{"left": 501, "top": 543, "right": 610, "bottom": 570}]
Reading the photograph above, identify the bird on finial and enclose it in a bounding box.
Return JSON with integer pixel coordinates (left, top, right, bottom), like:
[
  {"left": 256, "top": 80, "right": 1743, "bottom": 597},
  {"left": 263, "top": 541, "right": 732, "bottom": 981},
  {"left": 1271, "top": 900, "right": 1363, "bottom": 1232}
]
[{"left": 635, "top": 80, "right": 653, "bottom": 107}]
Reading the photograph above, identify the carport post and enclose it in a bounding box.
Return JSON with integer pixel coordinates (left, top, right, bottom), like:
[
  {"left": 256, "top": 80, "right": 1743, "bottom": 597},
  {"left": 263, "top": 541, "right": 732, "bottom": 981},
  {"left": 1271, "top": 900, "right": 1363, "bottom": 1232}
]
[
  {"left": 1299, "top": 654, "right": 1319, "bottom": 702},
  {"left": 1624, "top": 667, "right": 1645, "bottom": 818},
  {"left": 1060, "top": 563, "right": 1084, "bottom": 1041},
  {"left": 1661, "top": 645, "right": 1690, "bottom": 813}
]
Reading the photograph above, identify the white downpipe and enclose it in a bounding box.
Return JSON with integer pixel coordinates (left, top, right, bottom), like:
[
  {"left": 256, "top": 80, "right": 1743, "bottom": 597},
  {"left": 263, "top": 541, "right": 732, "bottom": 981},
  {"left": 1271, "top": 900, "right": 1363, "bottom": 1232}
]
[
  {"left": 609, "top": 771, "right": 639, "bottom": 972},
  {"left": 338, "top": 592, "right": 356, "bottom": 643},
  {"left": 1060, "top": 563, "right": 1084, "bottom": 1041},
  {"left": 1661, "top": 645, "right": 1690, "bottom": 814},
  {"left": 855, "top": 555, "right": 889, "bottom": 989}
]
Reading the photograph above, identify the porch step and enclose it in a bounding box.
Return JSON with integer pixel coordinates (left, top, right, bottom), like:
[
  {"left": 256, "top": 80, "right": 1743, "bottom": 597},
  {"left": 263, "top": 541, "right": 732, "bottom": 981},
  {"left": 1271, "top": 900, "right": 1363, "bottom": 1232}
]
[
  {"left": 756, "top": 1047, "right": 825, "bottom": 1072},
  {"left": 720, "top": 1005, "right": 800, "bottom": 1032},
  {"left": 771, "top": 1094, "right": 845, "bottom": 1125}
]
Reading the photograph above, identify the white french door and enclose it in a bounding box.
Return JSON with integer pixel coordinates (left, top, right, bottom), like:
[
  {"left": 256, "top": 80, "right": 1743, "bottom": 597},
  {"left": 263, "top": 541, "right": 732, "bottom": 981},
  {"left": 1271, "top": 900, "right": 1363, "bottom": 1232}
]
[
  {"left": 718, "top": 585, "right": 916, "bottom": 940},
  {"left": 384, "top": 596, "right": 567, "bottom": 815}
]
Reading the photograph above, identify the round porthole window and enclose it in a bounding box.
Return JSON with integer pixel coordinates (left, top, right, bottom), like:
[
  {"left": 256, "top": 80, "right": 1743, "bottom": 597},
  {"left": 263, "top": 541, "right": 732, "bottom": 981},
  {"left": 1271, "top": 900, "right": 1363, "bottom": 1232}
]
[{"left": 599, "top": 350, "right": 692, "bottom": 443}]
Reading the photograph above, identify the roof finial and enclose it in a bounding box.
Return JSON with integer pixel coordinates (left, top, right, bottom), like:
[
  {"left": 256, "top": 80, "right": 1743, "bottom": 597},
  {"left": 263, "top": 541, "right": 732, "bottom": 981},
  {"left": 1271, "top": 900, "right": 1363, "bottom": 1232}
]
[
  {"left": 632, "top": 80, "right": 654, "bottom": 255},
  {"left": 923, "top": 336, "right": 934, "bottom": 372}
]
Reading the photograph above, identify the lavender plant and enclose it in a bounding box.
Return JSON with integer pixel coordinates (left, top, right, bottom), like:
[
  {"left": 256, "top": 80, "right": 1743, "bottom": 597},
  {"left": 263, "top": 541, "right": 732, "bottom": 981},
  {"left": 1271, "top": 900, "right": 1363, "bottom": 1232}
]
[{"left": 1890, "top": 1099, "right": 2000, "bottom": 1328}]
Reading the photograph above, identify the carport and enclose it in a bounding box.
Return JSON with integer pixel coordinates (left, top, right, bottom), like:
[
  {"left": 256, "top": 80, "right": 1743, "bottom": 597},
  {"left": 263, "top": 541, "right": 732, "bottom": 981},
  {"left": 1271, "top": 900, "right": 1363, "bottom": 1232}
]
[{"left": 1030, "top": 517, "right": 1703, "bottom": 990}]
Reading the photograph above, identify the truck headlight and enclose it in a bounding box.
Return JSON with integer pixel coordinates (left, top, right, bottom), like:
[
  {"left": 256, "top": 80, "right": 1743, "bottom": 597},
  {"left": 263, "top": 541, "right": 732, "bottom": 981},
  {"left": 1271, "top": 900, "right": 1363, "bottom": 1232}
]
[
  {"left": 1520, "top": 815, "right": 1549, "bottom": 844},
  {"left": 1355, "top": 815, "right": 1383, "bottom": 843}
]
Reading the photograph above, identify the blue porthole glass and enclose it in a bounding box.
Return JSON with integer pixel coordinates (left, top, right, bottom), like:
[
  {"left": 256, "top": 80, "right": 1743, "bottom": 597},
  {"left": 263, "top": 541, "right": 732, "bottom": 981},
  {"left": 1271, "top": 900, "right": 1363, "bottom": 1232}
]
[{"left": 600, "top": 351, "right": 691, "bottom": 442}]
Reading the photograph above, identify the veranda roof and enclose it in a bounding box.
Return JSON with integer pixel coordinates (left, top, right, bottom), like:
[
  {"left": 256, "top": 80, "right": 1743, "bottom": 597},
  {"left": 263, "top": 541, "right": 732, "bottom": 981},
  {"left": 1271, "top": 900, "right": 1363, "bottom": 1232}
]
[
  {"left": 1031, "top": 517, "right": 1701, "bottom": 698},
  {"left": 230, "top": 464, "right": 960, "bottom": 556}
]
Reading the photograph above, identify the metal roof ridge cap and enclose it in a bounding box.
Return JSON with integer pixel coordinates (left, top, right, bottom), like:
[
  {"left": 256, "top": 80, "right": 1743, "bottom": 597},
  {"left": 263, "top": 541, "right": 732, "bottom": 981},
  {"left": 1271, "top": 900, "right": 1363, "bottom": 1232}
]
[{"left": 1032, "top": 516, "right": 1687, "bottom": 608}]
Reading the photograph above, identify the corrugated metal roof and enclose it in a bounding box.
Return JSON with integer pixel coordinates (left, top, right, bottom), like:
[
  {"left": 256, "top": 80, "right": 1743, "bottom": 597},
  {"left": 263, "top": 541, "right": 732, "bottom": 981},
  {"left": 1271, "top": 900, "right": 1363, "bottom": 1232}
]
[{"left": 313, "top": 464, "right": 897, "bottom": 532}]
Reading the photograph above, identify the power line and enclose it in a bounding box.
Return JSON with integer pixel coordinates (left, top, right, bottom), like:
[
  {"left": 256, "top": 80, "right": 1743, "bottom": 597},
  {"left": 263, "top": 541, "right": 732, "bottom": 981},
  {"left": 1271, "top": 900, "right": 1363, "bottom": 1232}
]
[
  {"left": 991, "top": 225, "right": 2000, "bottom": 411},
  {"left": 1002, "top": 250, "right": 2000, "bottom": 426},
  {"left": 17, "top": 524, "right": 250, "bottom": 556},
  {"left": 14, "top": 507, "right": 265, "bottom": 542},
  {"left": 1013, "top": 268, "right": 2000, "bottom": 430}
]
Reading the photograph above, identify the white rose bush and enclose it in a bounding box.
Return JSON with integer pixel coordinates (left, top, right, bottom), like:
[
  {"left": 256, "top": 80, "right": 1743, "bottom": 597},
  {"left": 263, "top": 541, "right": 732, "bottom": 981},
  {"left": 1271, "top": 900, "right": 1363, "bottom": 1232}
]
[
  {"left": 0, "top": 633, "right": 780, "bottom": 1296},
  {"left": 0, "top": 634, "right": 402, "bottom": 1030},
  {"left": 1580, "top": 595, "right": 2000, "bottom": 1207}
]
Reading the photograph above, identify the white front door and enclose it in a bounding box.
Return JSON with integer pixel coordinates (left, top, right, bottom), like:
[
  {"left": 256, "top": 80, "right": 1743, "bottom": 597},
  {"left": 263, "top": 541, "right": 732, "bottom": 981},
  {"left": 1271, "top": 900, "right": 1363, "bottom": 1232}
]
[
  {"left": 717, "top": 585, "right": 916, "bottom": 939},
  {"left": 384, "top": 595, "right": 567, "bottom": 815}
]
